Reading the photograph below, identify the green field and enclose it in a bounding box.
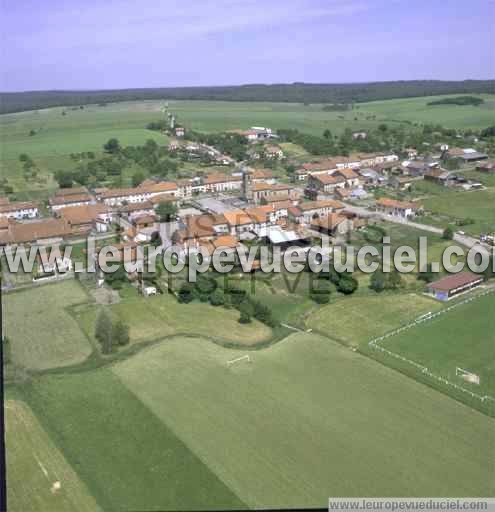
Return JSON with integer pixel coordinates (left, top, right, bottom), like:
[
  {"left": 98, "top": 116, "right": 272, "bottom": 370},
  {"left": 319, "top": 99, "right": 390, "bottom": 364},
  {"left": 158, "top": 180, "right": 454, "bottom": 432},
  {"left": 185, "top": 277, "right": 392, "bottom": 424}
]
[
  {"left": 4, "top": 281, "right": 93, "bottom": 371},
  {"left": 23, "top": 370, "right": 245, "bottom": 511},
  {"left": 1, "top": 95, "right": 494, "bottom": 196},
  {"left": 380, "top": 292, "right": 495, "bottom": 399},
  {"left": 74, "top": 291, "right": 272, "bottom": 347},
  {"left": 113, "top": 334, "right": 494, "bottom": 507},
  {"left": 5, "top": 400, "right": 100, "bottom": 512},
  {"left": 307, "top": 293, "right": 443, "bottom": 347},
  {"left": 421, "top": 187, "right": 495, "bottom": 236}
]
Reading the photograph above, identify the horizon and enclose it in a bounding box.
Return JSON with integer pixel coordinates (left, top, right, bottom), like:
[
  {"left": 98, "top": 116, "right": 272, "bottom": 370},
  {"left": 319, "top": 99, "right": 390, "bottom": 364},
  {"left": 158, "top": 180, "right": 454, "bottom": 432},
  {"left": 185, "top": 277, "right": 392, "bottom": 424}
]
[
  {"left": 2, "top": 78, "right": 495, "bottom": 96},
  {"left": 2, "top": 0, "right": 494, "bottom": 92}
]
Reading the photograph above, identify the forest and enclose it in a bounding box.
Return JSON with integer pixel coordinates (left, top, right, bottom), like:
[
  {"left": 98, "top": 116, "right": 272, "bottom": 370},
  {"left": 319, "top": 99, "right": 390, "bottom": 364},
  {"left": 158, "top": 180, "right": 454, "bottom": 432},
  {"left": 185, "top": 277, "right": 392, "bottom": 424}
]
[{"left": 1, "top": 80, "right": 494, "bottom": 114}]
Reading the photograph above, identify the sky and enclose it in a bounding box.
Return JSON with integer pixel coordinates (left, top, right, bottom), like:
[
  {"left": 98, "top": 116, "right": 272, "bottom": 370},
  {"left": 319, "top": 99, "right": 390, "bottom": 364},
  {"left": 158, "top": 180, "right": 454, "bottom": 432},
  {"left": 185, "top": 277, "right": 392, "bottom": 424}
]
[{"left": 1, "top": 0, "right": 494, "bottom": 91}]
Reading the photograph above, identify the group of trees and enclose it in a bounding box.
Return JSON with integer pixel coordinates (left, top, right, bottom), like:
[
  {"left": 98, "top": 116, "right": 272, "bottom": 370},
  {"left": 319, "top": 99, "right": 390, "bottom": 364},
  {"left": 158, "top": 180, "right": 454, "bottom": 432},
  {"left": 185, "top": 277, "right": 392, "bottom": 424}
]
[
  {"left": 53, "top": 137, "right": 180, "bottom": 189},
  {"left": 95, "top": 309, "right": 130, "bottom": 354},
  {"left": 309, "top": 269, "right": 359, "bottom": 304},
  {"left": 19, "top": 153, "right": 39, "bottom": 182},
  {"left": 177, "top": 274, "right": 277, "bottom": 327},
  {"left": 427, "top": 96, "right": 484, "bottom": 106},
  {"left": 369, "top": 269, "right": 403, "bottom": 292},
  {"left": 183, "top": 131, "right": 249, "bottom": 161}
]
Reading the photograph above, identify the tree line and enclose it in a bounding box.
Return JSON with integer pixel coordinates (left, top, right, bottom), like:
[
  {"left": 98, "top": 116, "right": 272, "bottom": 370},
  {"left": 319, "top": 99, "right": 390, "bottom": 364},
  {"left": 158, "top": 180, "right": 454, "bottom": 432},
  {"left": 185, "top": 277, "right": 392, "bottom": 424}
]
[{"left": 2, "top": 80, "right": 494, "bottom": 114}]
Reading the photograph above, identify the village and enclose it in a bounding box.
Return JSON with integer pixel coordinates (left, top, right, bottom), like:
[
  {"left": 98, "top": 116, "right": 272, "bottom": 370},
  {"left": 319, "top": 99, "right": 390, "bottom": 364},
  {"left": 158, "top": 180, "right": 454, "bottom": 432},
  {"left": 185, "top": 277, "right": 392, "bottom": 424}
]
[{"left": 0, "top": 123, "right": 493, "bottom": 289}]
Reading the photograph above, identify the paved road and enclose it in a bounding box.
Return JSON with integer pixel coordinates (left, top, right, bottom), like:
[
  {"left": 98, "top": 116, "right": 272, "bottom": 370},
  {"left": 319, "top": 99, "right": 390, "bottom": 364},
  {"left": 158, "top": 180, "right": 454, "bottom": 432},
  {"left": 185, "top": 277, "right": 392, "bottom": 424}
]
[{"left": 343, "top": 204, "right": 494, "bottom": 258}]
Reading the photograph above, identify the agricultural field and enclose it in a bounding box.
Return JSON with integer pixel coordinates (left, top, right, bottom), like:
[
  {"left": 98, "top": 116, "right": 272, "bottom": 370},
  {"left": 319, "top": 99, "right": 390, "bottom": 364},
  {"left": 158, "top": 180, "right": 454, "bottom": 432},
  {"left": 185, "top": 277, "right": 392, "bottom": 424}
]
[
  {"left": 74, "top": 291, "right": 272, "bottom": 347},
  {"left": 3, "top": 280, "right": 93, "bottom": 371},
  {"left": 113, "top": 334, "right": 494, "bottom": 508},
  {"left": 306, "top": 293, "right": 443, "bottom": 347},
  {"left": 420, "top": 187, "right": 495, "bottom": 236},
  {"left": 23, "top": 370, "right": 245, "bottom": 511},
  {"left": 1, "top": 94, "right": 494, "bottom": 196},
  {"left": 357, "top": 94, "right": 495, "bottom": 129},
  {"left": 5, "top": 399, "right": 100, "bottom": 512},
  {"left": 379, "top": 291, "right": 495, "bottom": 400}
]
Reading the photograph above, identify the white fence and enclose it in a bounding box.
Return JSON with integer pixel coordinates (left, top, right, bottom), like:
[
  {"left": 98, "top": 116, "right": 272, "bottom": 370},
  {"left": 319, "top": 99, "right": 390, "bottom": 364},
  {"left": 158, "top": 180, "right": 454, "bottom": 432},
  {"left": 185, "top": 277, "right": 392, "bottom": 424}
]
[{"left": 368, "top": 287, "right": 495, "bottom": 406}]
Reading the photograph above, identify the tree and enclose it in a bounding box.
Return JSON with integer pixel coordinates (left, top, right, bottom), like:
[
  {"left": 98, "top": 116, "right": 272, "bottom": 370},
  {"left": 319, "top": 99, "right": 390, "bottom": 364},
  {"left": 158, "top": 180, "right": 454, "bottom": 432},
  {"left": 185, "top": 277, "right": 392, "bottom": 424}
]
[
  {"left": 103, "top": 138, "right": 121, "bottom": 154},
  {"left": 132, "top": 171, "right": 145, "bottom": 187},
  {"left": 442, "top": 226, "right": 454, "bottom": 240},
  {"left": 112, "top": 320, "right": 130, "bottom": 346},
  {"left": 178, "top": 282, "right": 196, "bottom": 303},
  {"left": 417, "top": 263, "right": 436, "bottom": 283},
  {"left": 155, "top": 201, "right": 177, "bottom": 222},
  {"left": 150, "top": 231, "right": 162, "bottom": 248},
  {"left": 370, "top": 270, "right": 387, "bottom": 292},
  {"left": 310, "top": 279, "right": 331, "bottom": 304},
  {"left": 95, "top": 309, "right": 113, "bottom": 354},
  {"left": 323, "top": 129, "right": 332, "bottom": 139},
  {"left": 337, "top": 274, "right": 358, "bottom": 295},
  {"left": 209, "top": 288, "right": 225, "bottom": 306}
]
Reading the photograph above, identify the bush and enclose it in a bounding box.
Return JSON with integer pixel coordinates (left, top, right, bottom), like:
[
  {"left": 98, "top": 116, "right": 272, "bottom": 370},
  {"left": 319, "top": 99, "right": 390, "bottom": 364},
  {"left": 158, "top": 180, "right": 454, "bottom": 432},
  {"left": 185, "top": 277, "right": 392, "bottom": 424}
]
[
  {"left": 442, "top": 226, "right": 454, "bottom": 240},
  {"left": 337, "top": 275, "right": 358, "bottom": 294},
  {"left": 310, "top": 280, "right": 331, "bottom": 304},
  {"left": 209, "top": 288, "right": 225, "bottom": 306},
  {"left": 178, "top": 282, "right": 196, "bottom": 303}
]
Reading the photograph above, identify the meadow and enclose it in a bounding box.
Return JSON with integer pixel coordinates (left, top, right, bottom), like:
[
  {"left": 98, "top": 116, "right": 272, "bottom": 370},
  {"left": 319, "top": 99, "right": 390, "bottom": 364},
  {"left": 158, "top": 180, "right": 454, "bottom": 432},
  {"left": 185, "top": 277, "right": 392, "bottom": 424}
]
[
  {"left": 113, "top": 334, "right": 494, "bottom": 508},
  {"left": 74, "top": 291, "right": 272, "bottom": 347},
  {"left": 5, "top": 399, "right": 100, "bottom": 512},
  {"left": 3, "top": 281, "right": 93, "bottom": 371},
  {"left": 380, "top": 291, "right": 495, "bottom": 400},
  {"left": 22, "top": 370, "right": 245, "bottom": 511},
  {"left": 1, "top": 94, "right": 494, "bottom": 197},
  {"left": 306, "top": 293, "right": 442, "bottom": 347}
]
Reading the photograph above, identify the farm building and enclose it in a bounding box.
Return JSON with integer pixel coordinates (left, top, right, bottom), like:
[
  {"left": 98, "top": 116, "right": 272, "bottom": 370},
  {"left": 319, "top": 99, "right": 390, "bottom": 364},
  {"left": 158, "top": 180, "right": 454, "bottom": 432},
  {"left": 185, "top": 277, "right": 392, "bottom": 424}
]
[{"left": 426, "top": 272, "right": 484, "bottom": 301}]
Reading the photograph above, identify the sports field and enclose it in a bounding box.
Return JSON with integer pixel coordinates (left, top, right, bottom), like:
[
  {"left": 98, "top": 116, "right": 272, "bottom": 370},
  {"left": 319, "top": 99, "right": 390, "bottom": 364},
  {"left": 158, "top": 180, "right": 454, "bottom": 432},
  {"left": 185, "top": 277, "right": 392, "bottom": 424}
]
[
  {"left": 306, "top": 293, "right": 443, "bottom": 347},
  {"left": 3, "top": 281, "right": 93, "bottom": 370},
  {"left": 5, "top": 400, "right": 100, "bottom": 512},
  {"left": 113, "top": 334, "right": 494, "bottom": 507},
  {"left": 74, "top": 292, "right": 272, "bottom": 347},
  {"left": 380, "top": 291, "right": 495, "bottom": 399}
]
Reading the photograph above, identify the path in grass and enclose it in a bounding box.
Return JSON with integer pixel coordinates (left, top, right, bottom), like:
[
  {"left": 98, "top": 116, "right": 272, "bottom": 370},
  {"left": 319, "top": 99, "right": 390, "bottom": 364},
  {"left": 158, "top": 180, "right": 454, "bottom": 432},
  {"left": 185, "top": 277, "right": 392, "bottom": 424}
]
[
  {"left": 113, "top": 334, "right": 495, "bottom": 509},
  {"left": 3, "top": 280, "right": 93, "bottom": 370},
  {"left": 306, "top": 293, "right": 442, "bottom": 347},
  {"left": 5, "top": 400, "right": 100, "bottom": 512}
]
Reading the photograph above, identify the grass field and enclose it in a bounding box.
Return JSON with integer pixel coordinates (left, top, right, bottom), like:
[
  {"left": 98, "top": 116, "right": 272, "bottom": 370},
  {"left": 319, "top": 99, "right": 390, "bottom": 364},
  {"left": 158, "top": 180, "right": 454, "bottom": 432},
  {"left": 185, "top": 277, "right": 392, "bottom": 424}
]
[
  {"left": 380, "top": 292, "right": 495, "bottom": 399},
  {"left": 23, "top": 370, "right": 246, "bottom": 511},
  {"left": 421, "top": 187, "right": 495, "bottom": 236},
  {"left": 74, "top": 291, "right": 272, "bottom": 347},
  {"left": 5, "top": 400, "right": 100, "bottom": 512},
  {"left": 2, "top": 95, "right": 493, "bottom": 195},
  {"left": 112, "top": 334, "right": 495, "bottom": 508},
  {"left": 4, "top": 281, "right": 93, "bottom": 370},
  {"left": 307, "top": 293, "right": 443, "bottom": 347}
]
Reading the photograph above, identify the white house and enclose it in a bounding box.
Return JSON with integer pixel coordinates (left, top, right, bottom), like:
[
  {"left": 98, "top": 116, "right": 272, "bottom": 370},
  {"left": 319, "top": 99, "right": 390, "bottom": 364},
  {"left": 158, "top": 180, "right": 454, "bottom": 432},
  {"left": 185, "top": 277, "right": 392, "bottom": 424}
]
[{"left": 0, "top": 201, "right": 39, "bottom": 219}]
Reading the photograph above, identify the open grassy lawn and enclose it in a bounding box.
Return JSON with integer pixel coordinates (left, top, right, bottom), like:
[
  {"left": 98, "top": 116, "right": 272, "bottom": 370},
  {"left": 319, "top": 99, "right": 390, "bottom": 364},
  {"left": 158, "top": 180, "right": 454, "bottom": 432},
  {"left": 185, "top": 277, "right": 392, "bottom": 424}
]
[
  {"left": 358, "top": 94, "right": 495, "bottom": 129},
  {"left": 74, "top": 291, "right": 272, "bottom": 347},
  {"left": 380, "top": 292, "right": 495, "bottom": 399},
  {"left": 307, "top": 293, "right": 443, "bottom": 347},
  {"left": 4, "top": 280, "right": 93, "bottom": 371},
  {"left": 421, "top": 187, "right": 495, "bottom": 236},
  {"left": 5, "top": 400, "right": 100, "bottom": 512},
  {"left": 113, "top": 334, "right": 495, "bottom": 509},
  {"left": 22, "top": 370, "right": 245, "bottom": 512}
]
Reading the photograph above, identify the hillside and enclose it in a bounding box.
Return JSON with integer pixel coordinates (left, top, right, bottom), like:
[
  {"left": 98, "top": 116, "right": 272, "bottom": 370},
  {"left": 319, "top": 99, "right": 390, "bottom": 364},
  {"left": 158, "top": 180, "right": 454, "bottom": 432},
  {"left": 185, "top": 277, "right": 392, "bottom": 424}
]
[{"left": 1, "top": 80, "right": 494, "bottom": 114}]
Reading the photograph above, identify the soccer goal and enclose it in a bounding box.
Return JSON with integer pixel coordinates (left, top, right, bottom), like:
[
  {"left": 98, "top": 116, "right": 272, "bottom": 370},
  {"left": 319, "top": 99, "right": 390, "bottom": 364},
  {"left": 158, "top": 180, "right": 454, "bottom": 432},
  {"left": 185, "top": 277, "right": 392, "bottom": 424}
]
[
  {"left": 456, "top": 367, "right": 480, "bottom": 385},
  {"left": 227, "top": 355, "right": 251, "bottom": 367}
]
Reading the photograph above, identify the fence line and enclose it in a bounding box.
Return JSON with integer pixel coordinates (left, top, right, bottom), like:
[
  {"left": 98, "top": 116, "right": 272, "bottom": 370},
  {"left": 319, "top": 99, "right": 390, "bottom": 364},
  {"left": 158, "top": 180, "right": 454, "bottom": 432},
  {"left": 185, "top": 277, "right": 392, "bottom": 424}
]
[{"left": 368, "top": 287, "right": 495, "bottom": 405}]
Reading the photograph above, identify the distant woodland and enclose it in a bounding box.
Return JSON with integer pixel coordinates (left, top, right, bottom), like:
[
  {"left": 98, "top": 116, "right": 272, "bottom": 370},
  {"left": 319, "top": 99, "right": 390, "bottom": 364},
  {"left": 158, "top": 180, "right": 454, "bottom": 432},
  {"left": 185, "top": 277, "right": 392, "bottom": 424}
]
[
  {"left": 1, "top": 80, "right": 494, "bottom": 114},
  {"left": 427, "top": 95, "right": 485, "bottom": 106}
]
